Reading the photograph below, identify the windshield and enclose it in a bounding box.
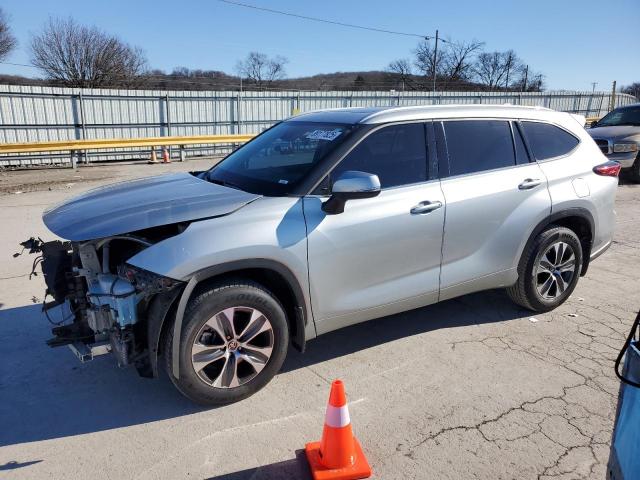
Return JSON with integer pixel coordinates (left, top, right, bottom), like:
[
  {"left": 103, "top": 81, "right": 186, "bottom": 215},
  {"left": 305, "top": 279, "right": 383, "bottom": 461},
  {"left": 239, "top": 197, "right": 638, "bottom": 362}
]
[
  {"left": 597, "top": 106, "right": 640, "bottom": 127},
  {"left": 207, "top": 121, "right": 354, "bottom": 195}
]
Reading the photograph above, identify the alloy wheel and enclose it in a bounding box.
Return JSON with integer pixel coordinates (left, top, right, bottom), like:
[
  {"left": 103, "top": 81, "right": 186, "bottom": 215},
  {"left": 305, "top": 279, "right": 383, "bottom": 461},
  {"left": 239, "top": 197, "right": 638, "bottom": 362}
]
[
  {"left": 190, "top": 306, "right": 274, "bottom": 388},
  {"left": 534, "top": 241, "right": 577, "bottom": 300}
]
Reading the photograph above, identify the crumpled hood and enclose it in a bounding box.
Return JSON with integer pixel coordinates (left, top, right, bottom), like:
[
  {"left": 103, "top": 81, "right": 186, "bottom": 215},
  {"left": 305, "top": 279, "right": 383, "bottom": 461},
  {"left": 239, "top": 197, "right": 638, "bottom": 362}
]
[
  {"left": 43, "top": 172, "right": 260, "bottom": 241},
  {"left": 588, "top": 125, "right": 640, "bottom": 141}
]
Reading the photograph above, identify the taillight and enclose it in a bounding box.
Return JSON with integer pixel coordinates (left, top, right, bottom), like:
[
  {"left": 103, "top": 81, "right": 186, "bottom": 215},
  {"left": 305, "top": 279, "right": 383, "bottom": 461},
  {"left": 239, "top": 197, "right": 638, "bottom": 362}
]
[{"left": 593, "top": 161, "right": 622, "bottom": 177}]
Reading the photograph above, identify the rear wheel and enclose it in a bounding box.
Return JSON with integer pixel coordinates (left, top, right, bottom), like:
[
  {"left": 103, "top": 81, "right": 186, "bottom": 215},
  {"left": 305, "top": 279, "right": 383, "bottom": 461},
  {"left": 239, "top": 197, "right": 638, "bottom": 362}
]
[
  {"left": 507, "top": 225, "right": 582, "bottom": 312},
  {"left": 165, "top": 279, "right": 289, "bottom": 405}
]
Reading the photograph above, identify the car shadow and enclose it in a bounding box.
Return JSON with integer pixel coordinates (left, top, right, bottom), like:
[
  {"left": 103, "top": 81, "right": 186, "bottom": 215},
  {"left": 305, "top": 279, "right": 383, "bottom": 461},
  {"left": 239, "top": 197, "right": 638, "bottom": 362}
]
[
  {"left": 282, "top": 288, "right": 529, "bottom": 373},
  {"left": 0, "top": 460, "right": 43, "bottom": 471},
  {"left": 0, "top": 289, "right": 529, "bottom": 448},
  {"left": 204, "top": 450, "right": 311, "bottom": 480},
  {"left": 619, "top": 172, "right": 637, "bottom": 185}
]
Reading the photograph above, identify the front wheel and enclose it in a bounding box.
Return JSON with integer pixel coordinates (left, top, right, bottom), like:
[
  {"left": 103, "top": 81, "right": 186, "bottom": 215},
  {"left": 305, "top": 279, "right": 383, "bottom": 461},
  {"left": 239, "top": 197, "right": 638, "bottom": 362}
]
[
  {"left": 507, "top": 225, "right": 582, "bottom": 312},
  {"left": 165, "top": 279, "right": 289, "bottom": 405}
]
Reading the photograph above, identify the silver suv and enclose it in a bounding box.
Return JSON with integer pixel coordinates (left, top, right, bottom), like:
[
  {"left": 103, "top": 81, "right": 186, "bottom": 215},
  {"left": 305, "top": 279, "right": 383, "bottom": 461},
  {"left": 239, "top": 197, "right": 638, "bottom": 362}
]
[{"left": 28, "top": 105, "right": 619, "bottom": 405}]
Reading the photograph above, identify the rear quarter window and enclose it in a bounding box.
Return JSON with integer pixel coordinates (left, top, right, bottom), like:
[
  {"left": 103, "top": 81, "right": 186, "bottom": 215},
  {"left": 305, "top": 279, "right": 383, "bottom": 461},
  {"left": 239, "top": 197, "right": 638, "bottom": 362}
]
[{"left": 521, "top": 121, "right": 580, "bottom": 160}]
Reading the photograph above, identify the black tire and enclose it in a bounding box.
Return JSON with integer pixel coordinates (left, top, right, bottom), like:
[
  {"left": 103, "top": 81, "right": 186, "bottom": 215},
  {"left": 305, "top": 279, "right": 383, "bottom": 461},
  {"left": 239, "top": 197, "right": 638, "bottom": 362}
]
[
  {"left": 164, "top": 279, "right": 289, "bottom": 406},
  {"left": 628, "top": 153, "right": 640, "bottom": 183},
  {"left": 507, "top": 225, "right": 583, "bottom": 312}
]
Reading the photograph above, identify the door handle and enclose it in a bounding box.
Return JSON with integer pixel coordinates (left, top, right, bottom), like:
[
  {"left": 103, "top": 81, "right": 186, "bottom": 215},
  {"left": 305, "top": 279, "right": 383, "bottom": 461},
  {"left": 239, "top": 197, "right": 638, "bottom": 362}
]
[
  {"left": 410, "top": 200, "right": 443, "bottom": 215},
  {"left": 518, "top": 178, "right": 542, "bottom": 190}
]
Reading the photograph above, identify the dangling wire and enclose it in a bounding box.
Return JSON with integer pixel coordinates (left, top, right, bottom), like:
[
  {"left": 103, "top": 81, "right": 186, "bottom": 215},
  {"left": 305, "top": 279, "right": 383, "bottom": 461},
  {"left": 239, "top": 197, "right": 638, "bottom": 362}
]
[
  {"left": 42, "top": 292, "right": 77, "bottom": 326},
  {"left": 29, "top": 255, "right": 43, "bottom": 279}
]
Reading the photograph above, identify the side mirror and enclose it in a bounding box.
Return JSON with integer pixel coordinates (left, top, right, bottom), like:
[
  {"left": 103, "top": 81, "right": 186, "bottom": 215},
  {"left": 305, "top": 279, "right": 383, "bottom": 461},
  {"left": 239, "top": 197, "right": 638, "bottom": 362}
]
[
  {"left": 322, "top": 171, "right": 381, "bottom": 215},
  {"left": 590, "top": 120, "right": 599, "bottom": 128}
]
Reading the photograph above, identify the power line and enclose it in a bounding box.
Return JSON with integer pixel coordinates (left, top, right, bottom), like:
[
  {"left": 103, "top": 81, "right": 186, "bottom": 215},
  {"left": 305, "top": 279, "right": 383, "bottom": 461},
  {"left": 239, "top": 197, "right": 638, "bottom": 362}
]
[
  {"left": 0, "top": 61, "right": 38, "bottom": 69},
  {"left": 216, "top": 0, "right": 432, "bottom": 39}
]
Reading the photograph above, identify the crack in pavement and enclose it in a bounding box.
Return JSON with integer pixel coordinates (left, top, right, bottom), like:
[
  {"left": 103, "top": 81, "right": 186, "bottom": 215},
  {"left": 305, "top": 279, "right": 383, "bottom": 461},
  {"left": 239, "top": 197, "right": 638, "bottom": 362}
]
[{"left": 394, "top": 296, "right": 635, "bottom": 479}]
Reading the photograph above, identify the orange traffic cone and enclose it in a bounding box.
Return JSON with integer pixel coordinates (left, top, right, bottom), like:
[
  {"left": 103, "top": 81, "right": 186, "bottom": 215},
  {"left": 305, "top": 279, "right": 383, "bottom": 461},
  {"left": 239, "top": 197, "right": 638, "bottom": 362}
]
[
  {"left": 305, "top": 380, "right": 372, "bottom": 480},
  {"left": 148, "top": 147, "right": 159, "bottom": 164},
  {"left": 162, "top": 147, "right": 171, "bottom": 163}
]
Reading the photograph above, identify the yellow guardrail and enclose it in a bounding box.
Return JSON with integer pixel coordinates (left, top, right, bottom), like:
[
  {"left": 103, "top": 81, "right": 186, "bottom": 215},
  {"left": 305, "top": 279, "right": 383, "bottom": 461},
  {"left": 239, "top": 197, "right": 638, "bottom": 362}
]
[
  {"left": 585, "top": 116, "right": 600, "bottom": 127},
  {"left": 0, "top": 134, "right": 255, "bottom": 155}
]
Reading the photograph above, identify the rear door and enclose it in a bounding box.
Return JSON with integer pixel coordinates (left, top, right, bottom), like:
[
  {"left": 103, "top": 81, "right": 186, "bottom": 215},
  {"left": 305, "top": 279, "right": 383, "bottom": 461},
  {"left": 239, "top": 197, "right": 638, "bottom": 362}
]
[
  {"left": 304, "top": 122, "right": 445, "bottom": 334},
  {"left": 437, "top": 119, "right": 551, "bottom": 300}
]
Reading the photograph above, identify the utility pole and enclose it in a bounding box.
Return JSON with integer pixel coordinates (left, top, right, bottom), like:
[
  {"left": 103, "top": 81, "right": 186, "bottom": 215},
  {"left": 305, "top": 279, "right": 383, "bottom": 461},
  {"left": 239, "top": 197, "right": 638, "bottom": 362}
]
[
  {"left": 610, "top": 80, "right": 617, "bottom": 112},
  {"left": 522, "top": 65, "right": 528, "bottom": 92},
  {"left": 591, "top": 82, "right": 597, "bottom": 93},
  {"left": 432, "top": 29, "right": 439, "bottom": 94},
  {"left": 505, "top": 52, "right": 513, "bottom": 90},
  {"left": 240, "top": 76, "right": 243, "bottom": 93}
]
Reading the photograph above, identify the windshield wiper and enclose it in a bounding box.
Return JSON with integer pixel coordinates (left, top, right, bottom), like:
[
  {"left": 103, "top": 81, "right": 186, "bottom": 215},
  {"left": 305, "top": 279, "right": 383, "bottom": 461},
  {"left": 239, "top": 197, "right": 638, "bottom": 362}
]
[{"left": 208, "top": 177, "right": 244, "bottom": 191}]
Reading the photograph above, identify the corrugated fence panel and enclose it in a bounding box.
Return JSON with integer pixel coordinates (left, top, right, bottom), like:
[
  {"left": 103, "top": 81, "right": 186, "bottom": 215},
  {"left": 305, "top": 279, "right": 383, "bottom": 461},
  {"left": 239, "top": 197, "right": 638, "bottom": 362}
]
[{"left": 0, "top": 84, "right": 636, "bottom": 166}]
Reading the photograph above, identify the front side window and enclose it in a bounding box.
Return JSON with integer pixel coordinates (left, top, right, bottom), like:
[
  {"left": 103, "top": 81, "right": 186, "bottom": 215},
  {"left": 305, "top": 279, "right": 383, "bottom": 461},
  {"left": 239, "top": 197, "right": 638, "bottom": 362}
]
[
  {"left": 443, "top": 120, "right": 515, "bottom": 176},
  {"left": 597, "top": 106, "right": 640, "bottom": 127},
  {"left": 521, "top": 121, "right": 579, "bottom": 160},
  {"left": 207, "top": 121, "right": 354, "bottom": 195},
  {"left": 331, "top": 123, "right": 427, "bottom": 189}
]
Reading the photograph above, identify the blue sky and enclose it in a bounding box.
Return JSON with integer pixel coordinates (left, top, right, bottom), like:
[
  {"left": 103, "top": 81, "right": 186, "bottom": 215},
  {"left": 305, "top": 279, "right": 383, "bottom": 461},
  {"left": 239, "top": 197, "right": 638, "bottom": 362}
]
[{"left": 1, "top": 0, "right": 638, "bottom": 91}]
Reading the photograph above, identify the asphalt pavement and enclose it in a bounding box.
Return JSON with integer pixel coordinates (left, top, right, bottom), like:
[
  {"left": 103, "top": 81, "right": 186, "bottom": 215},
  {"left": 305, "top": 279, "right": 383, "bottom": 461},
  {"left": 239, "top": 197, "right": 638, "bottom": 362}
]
[{"left": 0, "top": 160, "right": 638, "bottom": 479}]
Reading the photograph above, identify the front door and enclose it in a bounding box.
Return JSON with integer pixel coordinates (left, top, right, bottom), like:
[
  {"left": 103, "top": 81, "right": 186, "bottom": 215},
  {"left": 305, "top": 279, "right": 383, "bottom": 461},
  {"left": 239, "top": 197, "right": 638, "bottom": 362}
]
[{"left": 304, "top": 122, "right": 446, "bottom": 334}]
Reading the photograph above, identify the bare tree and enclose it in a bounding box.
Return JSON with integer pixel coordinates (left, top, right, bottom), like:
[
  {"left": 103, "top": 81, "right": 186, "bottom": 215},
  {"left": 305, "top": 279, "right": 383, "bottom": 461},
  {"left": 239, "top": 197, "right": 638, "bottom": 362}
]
[
  {"left": 500, "top": 50, "right": 524, "bottom": 89},
  {"left": 473, "top": 51, "right": 513, "bottom": 89},
  {"left": 353, "top": 74, "right": 366, "bottom": 91},
  {"left": 30, "top": 17, "right": 147, "bottom": 88},
  {"left": 413, "top": 39, "right": 446, "bottom": 82},
  {"left": 441, "top": 39, "right": 484, "bottom": 83},
  {"left": 512, "top": 66, "right": 545, "bottom": 92},
  {"left": 622, "top": 82, "right": 640, "bottom": 99},
  {"left": 387, "top": 58, "right": 413, "bottom": 90},
  {"left": 236, "top": 52, "right": 288, "bottom": 88},
  {"left": 527, "top": 73, "right": 545, "bottom": 92},
  {"left": 0, "top": 8, "right": 17, "bottom": 61}
]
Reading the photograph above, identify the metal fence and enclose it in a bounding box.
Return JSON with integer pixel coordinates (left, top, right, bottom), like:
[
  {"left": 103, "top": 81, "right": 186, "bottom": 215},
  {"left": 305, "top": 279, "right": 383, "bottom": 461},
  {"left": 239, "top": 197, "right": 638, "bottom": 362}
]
[{"left": 0, "top": 84, "right": 636, "bottom": 167}]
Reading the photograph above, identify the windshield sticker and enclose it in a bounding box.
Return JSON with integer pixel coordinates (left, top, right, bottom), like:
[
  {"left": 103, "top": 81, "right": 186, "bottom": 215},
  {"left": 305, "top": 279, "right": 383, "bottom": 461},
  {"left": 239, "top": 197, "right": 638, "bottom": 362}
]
[
  {"left": 278, "top": 179, "right": 289, "bottom": 184},
  {"left": 305, "top": 129, "right": 343, "bottom": 141}
]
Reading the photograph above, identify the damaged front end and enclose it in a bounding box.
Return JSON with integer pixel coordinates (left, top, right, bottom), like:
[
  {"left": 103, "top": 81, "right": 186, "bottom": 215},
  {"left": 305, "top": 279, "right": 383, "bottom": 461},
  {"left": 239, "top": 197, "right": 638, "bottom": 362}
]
[
  {"left": 19, "top": 232, "right": 184, "bottom": 377},
  {"left": 18, "top": 172, "right": 261, "bottom": 378}
]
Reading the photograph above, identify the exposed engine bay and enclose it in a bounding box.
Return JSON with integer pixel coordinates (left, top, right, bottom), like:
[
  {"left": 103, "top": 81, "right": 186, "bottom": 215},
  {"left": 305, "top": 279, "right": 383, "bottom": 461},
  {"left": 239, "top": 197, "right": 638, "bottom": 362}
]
[
  {"left": 19, "top": 228, "right": 185, "bottom": 376},
  {"left": 18, "top": 171, "right": 263, "bottom": 379}
]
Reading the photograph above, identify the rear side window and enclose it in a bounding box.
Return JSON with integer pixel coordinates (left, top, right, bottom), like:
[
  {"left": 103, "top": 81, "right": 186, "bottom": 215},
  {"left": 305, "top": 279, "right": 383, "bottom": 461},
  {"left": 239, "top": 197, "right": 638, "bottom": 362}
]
[
  {"left": 521, "top": 121, "right": 579, "bottom": 160},
  {"left": 332, "top": 123, "right": 427, "bottom": 188},
  {"left": 443, "top": 120, "right": 515, "bottom": 176}
]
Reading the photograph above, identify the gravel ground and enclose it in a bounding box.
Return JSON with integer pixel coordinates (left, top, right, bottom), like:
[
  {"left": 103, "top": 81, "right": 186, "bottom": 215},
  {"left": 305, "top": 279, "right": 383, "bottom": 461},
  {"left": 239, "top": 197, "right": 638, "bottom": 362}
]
[{"left": 0, "top": 161, "right": 638, "bottom": 479}]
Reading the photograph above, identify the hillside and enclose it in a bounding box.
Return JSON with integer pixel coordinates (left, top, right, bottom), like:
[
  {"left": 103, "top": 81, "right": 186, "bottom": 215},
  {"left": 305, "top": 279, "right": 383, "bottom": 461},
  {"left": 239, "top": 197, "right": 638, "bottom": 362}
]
[{"left": 0, "top": 70, "right": 499, "bottom": 92}]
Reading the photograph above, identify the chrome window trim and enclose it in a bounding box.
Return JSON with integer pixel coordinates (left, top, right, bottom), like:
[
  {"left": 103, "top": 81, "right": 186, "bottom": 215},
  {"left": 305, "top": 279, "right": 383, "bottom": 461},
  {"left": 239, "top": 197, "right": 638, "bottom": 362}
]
[{"left": 438, "top": 158, "right": 539, "bottom": 182}]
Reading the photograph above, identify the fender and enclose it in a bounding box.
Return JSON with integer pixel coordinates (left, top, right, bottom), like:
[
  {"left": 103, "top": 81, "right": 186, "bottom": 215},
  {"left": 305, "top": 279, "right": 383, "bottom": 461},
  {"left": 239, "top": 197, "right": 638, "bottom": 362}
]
[
  {"left": 145, "top": 285, "right": 183, "bottom": 378},
  {"left": 170, "top": 258, "right": 310, "bottom": 379},
  {"left": 521, "top": 207, "right": 595, "bottom": 276}
]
